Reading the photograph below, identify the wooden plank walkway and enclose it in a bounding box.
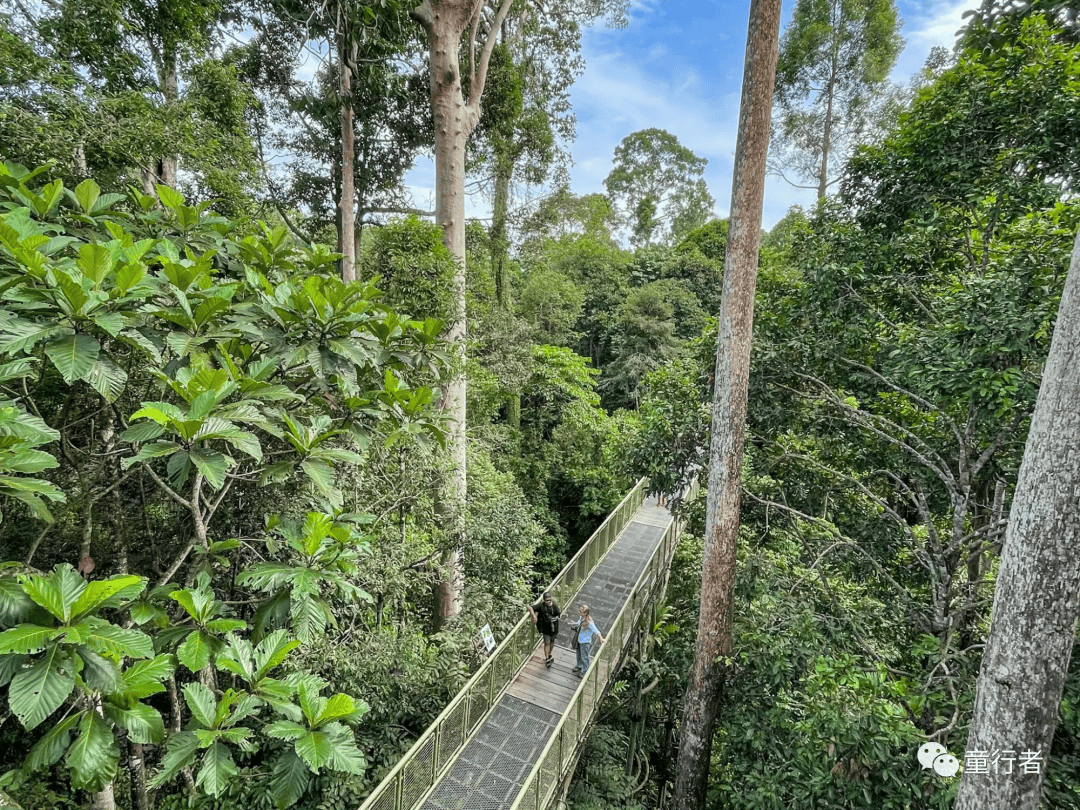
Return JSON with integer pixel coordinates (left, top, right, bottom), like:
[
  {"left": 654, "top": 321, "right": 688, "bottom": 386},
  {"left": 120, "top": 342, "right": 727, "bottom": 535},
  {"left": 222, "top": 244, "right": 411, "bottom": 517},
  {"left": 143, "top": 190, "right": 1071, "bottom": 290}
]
[{"left": 419, "top": 498, "right": 674, "bottom": 810}]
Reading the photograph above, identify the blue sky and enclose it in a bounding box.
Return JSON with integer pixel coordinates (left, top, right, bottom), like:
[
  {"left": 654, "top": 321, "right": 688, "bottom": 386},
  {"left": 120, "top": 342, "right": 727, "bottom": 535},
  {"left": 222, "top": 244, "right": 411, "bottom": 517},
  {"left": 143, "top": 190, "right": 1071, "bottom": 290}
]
[{"left": 404, "top": 0, "right": 980, "bottom": 233}]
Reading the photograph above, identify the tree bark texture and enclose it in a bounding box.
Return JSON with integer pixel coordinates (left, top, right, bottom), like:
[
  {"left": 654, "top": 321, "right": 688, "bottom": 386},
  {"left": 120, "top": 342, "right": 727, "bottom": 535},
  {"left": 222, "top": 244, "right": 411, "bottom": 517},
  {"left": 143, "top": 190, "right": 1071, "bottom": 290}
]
[
  {"left": 338, "top": 2, "right": 357, "bottom": 282},
  {"left": 671, "top": 0, "right": 781, "bottom": 807},
  {"left": 161, "top": 48, "right": 178, "bottom": 188},
  {"left": 955, "top": 226, "right": 1080, "bottom": 810},
  {"left": 414, "top": 0, "right": 515, "bottom": 630}
]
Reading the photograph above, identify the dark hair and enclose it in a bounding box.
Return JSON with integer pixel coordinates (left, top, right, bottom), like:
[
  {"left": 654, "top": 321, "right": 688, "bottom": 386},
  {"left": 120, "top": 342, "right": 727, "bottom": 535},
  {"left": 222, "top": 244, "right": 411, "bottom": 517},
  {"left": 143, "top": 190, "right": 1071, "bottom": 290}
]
[{"left": 542, "top": 591, "right": 552, "bottom": 599}]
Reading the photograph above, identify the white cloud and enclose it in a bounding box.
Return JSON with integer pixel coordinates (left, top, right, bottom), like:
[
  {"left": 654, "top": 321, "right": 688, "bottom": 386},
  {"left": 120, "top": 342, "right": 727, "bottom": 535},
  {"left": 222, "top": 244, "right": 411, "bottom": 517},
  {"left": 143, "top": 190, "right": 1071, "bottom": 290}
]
[{"left": 891, "top": 0, "right": 979, "bottom": 82}]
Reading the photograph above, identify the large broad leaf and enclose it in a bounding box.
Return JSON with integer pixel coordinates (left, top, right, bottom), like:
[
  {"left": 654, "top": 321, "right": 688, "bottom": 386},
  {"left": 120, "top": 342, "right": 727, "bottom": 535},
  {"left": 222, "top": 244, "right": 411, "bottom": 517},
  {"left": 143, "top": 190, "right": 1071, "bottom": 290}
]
[
  {"left": 22, "top": 564, "right": 86, "bottom": 622},
  {"left": 9, "top": 644, "right": 76, "bottom": 730},
  {"left": 177, "top": 630, "right": 214, "bottom": 672},
  {"left": 44, "top": 333, "right": 100, "bottom": 384},
  {"left": 196, "top": 743, "right": 238, "bottom": 797},
  {"left": 120, "top": 441, "right": 181, "bottom": 469},
  {"left": 254, "top": 630, "right": 301, "bottom": 680},
  {"left": 78, "top": 647, "right": 124, "bottom": 694},
  {"left": 66, "top": 710, "right": 119, "bottom": 792},
  {"left": 116, "top": 654, "right": 175, "bottom": 699},
  {"left": 104, "top": 702, "right": 165, "bottom": 744},
  {"left": 270, "top": 749, "right": 312, "bottom": 809},
  {"left": 119, "top": 422, "right": 166, "bottom": 443},
  {"left": 0, "top": 623, "right": 57, "bottom": 655},
  {"left": 183, "top": 682, "right": 217, "bottom": 728},
  {"left": 85, "top": 357, "right": 128, "bottom": 402},
  {"left": 70, "top": 575, "right": 145, "bottom": 618},
  {"left": 294, "top": 730, "right": 334, "bottom": 773},
  {"left": 325, "top": 724, "right": 366, "bottom": 775},
  {"left": 73, "top": 178, "right": 101, "bottom": 214},
  {"left": 0, "top": 653, "right": 26, "bottom": 686},
  {"left": 78, "top": 619, "right": 153, "bottom": 659},
  {"left": 0, "top": 449, "right": 58, "bottom": 474},
  {"left": 316, "top": 694, "right": 367, "bottom": 727},
  {"left": 189, "top": 450, "right": 228, "bottom": 490},
  {"left": 0, "top": 318, "right": 64, "bottom": 355},
  {"left": 24, "top": 711, "right": 82, "bottom": 772},
  {"left": 289, "top": 593, "right": 326, "bottom": 643},
  {"left": 150, "top": 730, "right": 199, "bottom": 787}
]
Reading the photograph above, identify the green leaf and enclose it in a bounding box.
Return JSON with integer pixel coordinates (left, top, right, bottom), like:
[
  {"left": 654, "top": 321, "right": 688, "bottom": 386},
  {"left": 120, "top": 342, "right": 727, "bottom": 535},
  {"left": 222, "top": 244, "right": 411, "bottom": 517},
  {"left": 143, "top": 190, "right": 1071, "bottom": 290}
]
[
  {"left": 0, "top": 624, "right": 57, "bottom": 654},
  {"left": 117, "top": 654, "right": 175, "bottom": 699},
  {"left": 195, "top": 743, "right": 237, "bottom": 797},
  {"left": 85, "top": 358, "right": 128, "bottom": 402},
  {"left": 22, "top": 564, "right": 86, "bottom": 622},
  {"left": 177, "top": 630, "right": 214, "bottom": 672},
  {"left": 189, "top": 450, "right": 228, "bottom": 490},
  {"left": 155, "top": 185, "right": 184, "bottom": 210},
  {"left": 264, "top": 721, "right": 307, "bottom": 741},
  {"left": 120, "top": 422, "right": 166, "bottom": 443},
  {"left": 77, "top": 620, "right": 153, "bottom": 659},
  {"left": 44, "top": 333, "right": 100, "bottom": 384},
  {"left": 151, "top": 730, "right": 199, "bottom": 787},
  {"left": 78, "top": 647, "right": 123, "bottom": 694},
  {"left": 24, "top": 712, "right": 81, "bottom": 772},
  {"left": 104, "top": 702, "right": 165, "bottom": 744},
  {"left": 316, "top": 694, "right": 366, "bottom": 726},
  {"left": 9, "top": 644, "right": 76, "bottom": 730},
  {"left": 253, "top": 630, "right": 300, "bottom": 679},
  {"left": 129, "top": 401, "right": 184, "bottom": 425},
  {"left": 70, "top": 575, "right": 145, "bottom": 618},
  {"left": 294, "top": 730, "right": 333, "bottom": 772},
  {"left": 203, "top": 618, "right": 246, "bottom": 634},
  {"left": 325, "top": 725, "right": 365, "bottom": 774},
  {"left": 0, "top": 449, "right": 59, "bottom": 474},
  {"left": 270, "top": 749, "right": 312, "bottom": 809},
  {"left": 183, "top": 682, "right": 217, "bottom": 728},
  {"left": 66, "top": 711, "right": 119, "bottom": 792},
  {"left": 76, "top": 243, "right": 113, "bottom": 285},
  {"left": 74, "top": 178, "right": 101, "bottom": 214},
  {"left": 120, "top": 441, "right": 181, "bottom": 469},
  {"left": 92, "top": 312, "right": 126, "bottom": 337}
]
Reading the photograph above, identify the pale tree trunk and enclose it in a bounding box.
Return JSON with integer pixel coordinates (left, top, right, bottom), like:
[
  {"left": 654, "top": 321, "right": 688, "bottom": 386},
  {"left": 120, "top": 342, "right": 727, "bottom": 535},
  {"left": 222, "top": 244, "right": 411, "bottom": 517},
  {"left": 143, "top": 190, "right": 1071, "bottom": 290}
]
[
  {"left": 671, "top": 0, "right": 781, "bottom": 807},
  {"left": 955, "top": 226, "right": 1080, "bottom": 810},
  {"left": 161, "top": 47, "right": 179, "bottom": 188},
  {"left": 412, "top": 0, "right": 515, "bottom": 630},
  {"left": 338, "top": 1, "right": 357, "bottom": 282}
]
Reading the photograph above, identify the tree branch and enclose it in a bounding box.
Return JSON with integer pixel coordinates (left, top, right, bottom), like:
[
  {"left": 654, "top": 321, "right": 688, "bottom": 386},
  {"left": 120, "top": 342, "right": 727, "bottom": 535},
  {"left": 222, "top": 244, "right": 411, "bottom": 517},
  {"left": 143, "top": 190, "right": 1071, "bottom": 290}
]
[
  {"left": 141, "top": 464, "right": 191, "bottom": 509},
  {"left": 467, "top": 0, "right": 515, "bottom": 116}
]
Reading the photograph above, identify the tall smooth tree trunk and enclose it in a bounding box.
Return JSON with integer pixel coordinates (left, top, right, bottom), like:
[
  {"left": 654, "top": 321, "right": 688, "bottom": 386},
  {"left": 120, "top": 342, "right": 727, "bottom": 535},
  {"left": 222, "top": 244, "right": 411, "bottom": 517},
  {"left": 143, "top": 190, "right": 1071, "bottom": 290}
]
[
  {"left": 338, "top": 5, "right": 357, "bottom": 282},
  {"left": 955, "top": 226, "right": 1080, "bottom": 810},
  {"left": 671, "top": 0, "right": 781, "bottom": 807},
  {"left": 412, "top": 0, "right": 516, "bottom": 630},
  {"left": 161, "top": 48, "right": 179, "bottom": 188},
  {"left": 416, "top": 0, "right": 474, "bottom": 630}
]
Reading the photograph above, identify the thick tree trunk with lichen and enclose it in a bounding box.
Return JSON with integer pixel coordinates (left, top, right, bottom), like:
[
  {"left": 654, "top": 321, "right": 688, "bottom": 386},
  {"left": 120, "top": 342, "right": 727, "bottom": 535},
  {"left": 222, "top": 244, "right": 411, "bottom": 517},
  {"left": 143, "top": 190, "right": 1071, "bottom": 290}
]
[
  {"left": 955, "top": 226, "right": 1080, "bottom": 810},
  {"left": 671, "top": 0, "right": 781, "bottom": 807}
]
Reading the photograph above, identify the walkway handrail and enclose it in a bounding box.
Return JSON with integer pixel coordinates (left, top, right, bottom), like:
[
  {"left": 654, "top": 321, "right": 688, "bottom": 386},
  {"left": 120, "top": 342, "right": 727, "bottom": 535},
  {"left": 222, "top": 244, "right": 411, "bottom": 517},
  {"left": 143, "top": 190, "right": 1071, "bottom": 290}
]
[
  {"left": 358, "top": 478, "right": 649, "bottom": 810},
  {"left": 508, "top": 475, "right": 699, "bottom": 810}
]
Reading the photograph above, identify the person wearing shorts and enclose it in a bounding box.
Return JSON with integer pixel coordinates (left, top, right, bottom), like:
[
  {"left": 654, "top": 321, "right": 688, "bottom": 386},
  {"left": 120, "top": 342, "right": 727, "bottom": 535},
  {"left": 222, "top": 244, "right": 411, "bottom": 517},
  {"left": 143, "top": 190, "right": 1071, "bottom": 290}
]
[{"left": 528, "top": 591, "right": 561, "bottom": 669}]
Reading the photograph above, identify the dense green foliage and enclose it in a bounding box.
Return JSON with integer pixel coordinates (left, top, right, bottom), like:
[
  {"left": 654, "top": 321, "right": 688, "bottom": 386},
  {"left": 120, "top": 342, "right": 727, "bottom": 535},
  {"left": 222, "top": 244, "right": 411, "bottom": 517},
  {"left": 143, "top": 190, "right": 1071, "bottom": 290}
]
[{"left": 1, "top": 0, "right": 1078, "bottom": 808}]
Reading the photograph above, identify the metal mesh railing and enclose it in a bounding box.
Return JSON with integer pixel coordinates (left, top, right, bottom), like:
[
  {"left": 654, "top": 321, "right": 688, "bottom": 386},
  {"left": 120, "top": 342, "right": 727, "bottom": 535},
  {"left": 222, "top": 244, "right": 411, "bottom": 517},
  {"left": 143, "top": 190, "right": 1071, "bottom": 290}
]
[
  {"left": 357, "top": 478, "right": 649, "bottom": 810},
  {"left": 508, "top": 475, "right": 699, "bottom": 810}
]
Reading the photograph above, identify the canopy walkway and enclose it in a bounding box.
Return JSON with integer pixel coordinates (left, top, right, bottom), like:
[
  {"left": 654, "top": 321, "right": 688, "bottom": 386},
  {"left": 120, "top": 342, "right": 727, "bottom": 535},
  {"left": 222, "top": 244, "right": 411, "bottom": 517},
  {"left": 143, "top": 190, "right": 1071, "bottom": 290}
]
[{"left": 359, "top": 477, "right": 697, "bottom": 810}]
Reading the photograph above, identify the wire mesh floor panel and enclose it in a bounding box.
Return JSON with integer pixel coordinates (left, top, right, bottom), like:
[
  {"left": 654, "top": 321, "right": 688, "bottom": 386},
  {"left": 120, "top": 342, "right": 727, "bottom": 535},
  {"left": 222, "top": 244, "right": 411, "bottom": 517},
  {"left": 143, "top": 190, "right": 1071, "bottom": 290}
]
[
  {"left": 418, "top": 499, "right": 674, "bottom": 810},
  {"left": 420, "top": 696, "right": 559, "bottom": 810}
]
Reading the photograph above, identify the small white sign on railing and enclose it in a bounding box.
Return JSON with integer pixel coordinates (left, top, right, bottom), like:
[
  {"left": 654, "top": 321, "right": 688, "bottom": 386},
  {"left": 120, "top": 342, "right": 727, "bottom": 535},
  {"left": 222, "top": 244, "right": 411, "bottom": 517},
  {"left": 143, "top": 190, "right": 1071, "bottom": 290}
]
[{"left": 473, "top": 623, "right": 497, "bottom": 657}]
